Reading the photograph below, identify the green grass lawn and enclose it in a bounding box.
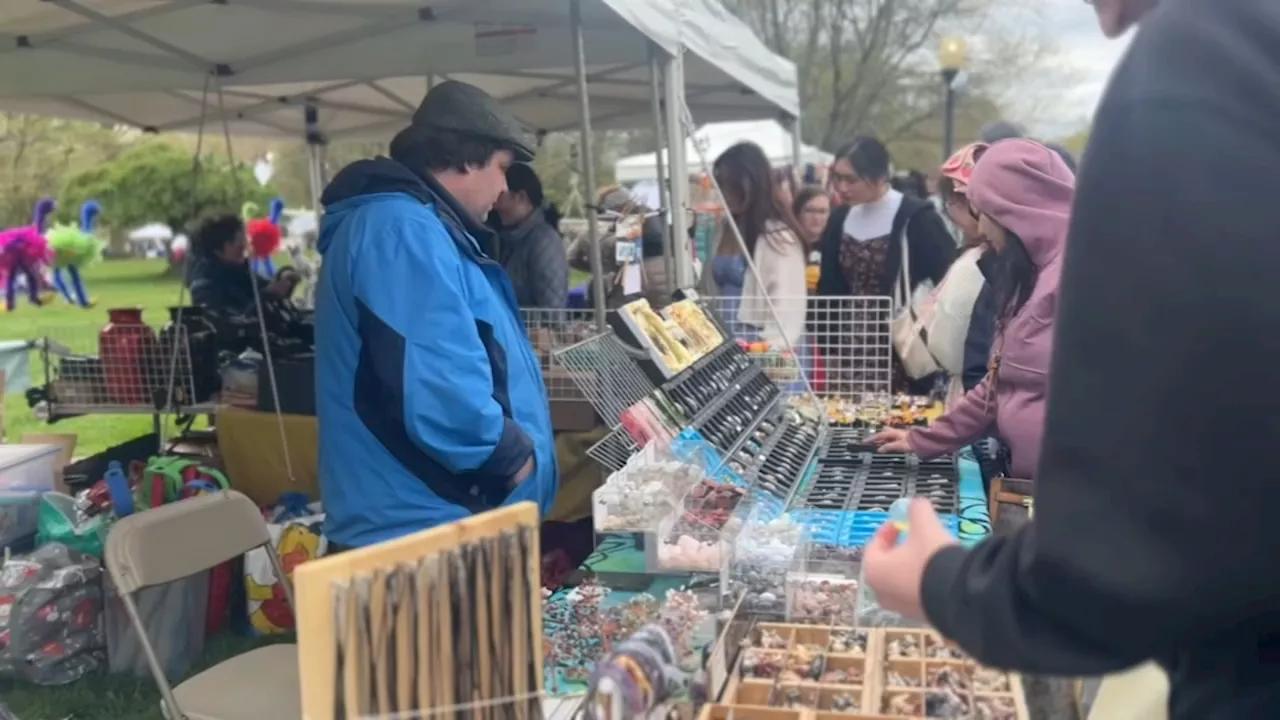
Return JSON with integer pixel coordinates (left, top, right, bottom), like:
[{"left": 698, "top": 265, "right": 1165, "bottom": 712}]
[
  {"left": 0, "top": 633, "right": 293, "bottom": 720},
  {"left": 2, "top": 258, "right": 199, "bottom": 454},
  {"left": 5, "top": 259, "right": 591, "bottom": 455}
]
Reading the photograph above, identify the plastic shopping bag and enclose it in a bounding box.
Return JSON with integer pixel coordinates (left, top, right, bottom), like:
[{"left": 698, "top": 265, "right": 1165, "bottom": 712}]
[
  {"left": 243, "top": 506, "right": 325, "bottom": 634},
  {"left": 35, "top": 494, "right": 107, "bottom": 558},
  {"left": 0, "top": 543, "right": 106, "bottom": 685}
]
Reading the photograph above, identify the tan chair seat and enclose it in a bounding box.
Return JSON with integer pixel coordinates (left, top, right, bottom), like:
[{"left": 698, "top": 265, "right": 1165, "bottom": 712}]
[{"left": 169, "top": 644, "right": 300, "bottom": 720}]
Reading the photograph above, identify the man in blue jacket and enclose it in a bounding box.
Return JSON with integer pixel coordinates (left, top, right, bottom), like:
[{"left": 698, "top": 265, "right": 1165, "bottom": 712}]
[{"left": 314, "top": 80, "right": 557, "bottom": 549}]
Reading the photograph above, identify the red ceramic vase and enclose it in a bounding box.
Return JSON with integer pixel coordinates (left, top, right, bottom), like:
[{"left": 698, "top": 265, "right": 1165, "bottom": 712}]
[{"left": 99, "top": 307, "right": 159, "bottom": 405}]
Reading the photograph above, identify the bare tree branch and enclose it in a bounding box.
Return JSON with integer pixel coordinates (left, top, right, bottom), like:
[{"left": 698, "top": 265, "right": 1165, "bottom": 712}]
[{"left": 725, "top": 0, "right": 1071, "bottom": 157}]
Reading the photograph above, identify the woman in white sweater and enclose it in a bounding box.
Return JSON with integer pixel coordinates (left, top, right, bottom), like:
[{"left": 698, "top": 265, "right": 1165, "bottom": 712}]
[{"left": 712, "top": 142, "right": 810, "bottom": 388}]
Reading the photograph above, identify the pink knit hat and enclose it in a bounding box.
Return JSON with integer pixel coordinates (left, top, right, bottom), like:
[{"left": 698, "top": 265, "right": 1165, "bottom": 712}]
[{"left": 939, "top": 142, "right": 989, "bottom": 194}]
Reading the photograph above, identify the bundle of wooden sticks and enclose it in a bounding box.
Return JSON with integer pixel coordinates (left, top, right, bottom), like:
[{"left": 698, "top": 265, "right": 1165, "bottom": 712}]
[{"left": 295, "top": 503, "right": 544, "bottom": 720}]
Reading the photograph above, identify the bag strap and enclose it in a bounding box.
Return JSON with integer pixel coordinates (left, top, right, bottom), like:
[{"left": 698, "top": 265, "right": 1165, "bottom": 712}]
[{"left": 895, "top": 215, "right": 913, "bottom": 310}]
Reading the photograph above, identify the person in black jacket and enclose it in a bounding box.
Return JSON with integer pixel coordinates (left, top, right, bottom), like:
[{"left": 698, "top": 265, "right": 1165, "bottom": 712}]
[
  {"left": 187, "top": 213, "right": 298, "bottom": 315},
  {"left": 815, "top": 136, "right": 955, "bottom": 394},
  {"left": 863, "top": 0, "right": 1280, "bottom": 716}
]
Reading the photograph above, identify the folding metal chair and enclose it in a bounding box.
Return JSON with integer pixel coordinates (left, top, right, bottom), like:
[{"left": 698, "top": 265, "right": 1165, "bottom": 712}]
[{"left": 105, "top": 490, "right": 300, "bottom": 719}]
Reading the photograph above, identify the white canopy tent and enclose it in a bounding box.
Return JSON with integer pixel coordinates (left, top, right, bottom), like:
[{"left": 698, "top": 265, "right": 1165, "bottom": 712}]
[
  {"left": 0, "top": 0, "right": 803, "bottom": 318},
  {"left": 0, "top": 0, "right": 798, "bottom": 138},
  {"left": 615, "top": 119, "right": 832, "bottom": 183}
]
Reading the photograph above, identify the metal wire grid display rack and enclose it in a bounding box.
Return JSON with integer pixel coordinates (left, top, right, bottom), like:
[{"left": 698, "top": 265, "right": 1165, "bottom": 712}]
[
  {"left": 697, "top": 295, "right": 895, "bottom": 400},
  {"left": 32, "top": 321, "right": 214, "bottom": 421},
  {"left": 520, "top": 307, "right": 601, "bottom": 403},
  {"left": 551, "top": 329, "right": 659, "bottom": 470}
]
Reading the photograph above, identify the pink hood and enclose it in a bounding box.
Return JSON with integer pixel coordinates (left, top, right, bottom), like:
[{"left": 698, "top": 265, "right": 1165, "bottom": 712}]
[{"left": 909, "top": 139, "right": 1075, "bottom": 478}]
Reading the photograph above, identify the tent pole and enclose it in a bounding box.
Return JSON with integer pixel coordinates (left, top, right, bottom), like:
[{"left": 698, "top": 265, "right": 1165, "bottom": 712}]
[
  {"left": 664, "top": 49, "right": 692, "bottom": 288},
  {"left": 307, "top": 147, "right": 322, "bottom": 207},
  {"left": 649, "top": 43, "right": 674, "bottom": 297},
  {"left": 570, "top": 0, "right": 607, "bottom": 329},
  {"left": 787, "top": 113, "right": 802, "bottom": 172},
  {"left": 304, "top": 102, "right": 328, "bottom": 249}
]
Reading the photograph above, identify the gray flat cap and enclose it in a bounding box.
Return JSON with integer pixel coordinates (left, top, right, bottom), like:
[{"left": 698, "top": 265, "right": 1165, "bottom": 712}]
[{"left": 390, "top": 80, "right": 534, "bottom": 162}]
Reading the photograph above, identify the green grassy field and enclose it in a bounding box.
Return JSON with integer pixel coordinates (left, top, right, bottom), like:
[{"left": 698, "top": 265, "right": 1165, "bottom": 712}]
[
  {"left": 2, "top": 258, "right": 202, "bottom": 453},
  {"left": 4, "top": 259, "right": 592, "bottom": 455}
]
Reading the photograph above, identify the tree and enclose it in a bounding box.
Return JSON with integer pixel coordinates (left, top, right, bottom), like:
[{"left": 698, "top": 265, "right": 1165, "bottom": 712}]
[
  {"left": 59, "top": 140, "right": 274, "bottom": 272},
  {"left": 270, "top": 139, "right": 389, "bottom": 207},
  {"left": 0, "top": 114, "right": 131, "bottom": 228},
  {"left": 529, "top": 134, "right": 618, "bottom": 216},
  {"left": 723, "top": 0, "right": 1073, "bottom": 163}
]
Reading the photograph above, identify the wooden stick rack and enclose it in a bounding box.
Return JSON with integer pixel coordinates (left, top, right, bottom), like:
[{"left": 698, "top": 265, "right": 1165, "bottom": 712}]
[{"left": 295, "top": 502, "right": 544, "bottom": 720}]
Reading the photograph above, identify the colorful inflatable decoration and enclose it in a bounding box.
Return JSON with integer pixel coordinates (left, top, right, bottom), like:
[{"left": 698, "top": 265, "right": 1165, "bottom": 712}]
[
  {"left": 45, "top": 199, "right": 105, "bottom": 308},
  {"left": 243, "top": 197, "right": 284, "bottom": 279},
  {"left": 0, "top": 197, "right": 56, "bottom": 312}
]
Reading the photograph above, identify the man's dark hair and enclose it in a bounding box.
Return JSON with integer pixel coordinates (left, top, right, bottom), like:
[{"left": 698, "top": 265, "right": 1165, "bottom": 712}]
[
  {"left": 191, "top": 213, "right": 243, "bottom": 258},
  {"left": 1044, "top": 142, "right": 1079, "bottom": 173},
  {"left": 979, "top": 120, "right": 1025, "bottom": 144},
  {"left": 892, "top": 170, "right": 929, "bottom": 198},
  {"left": 834, "top": 136, "right": 891, "bottom": 181},
  {"left": 391, "top": 128, "right": 508, "bottom": 174}
]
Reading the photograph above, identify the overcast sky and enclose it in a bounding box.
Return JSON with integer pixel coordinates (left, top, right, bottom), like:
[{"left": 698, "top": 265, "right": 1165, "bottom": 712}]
[{"left": 1033, "top": 0, "right": 1136, "bottom": 132}]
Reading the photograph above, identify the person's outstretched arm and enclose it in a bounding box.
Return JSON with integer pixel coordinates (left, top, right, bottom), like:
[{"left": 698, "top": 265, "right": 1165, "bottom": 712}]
[
  {"left": 921, "top": 0, "right": 1280, "bottom": 675},
  {"left": 907, "top": 378, "right": 995, "bottom": 460},
  {"left": 352, "top": 211, "right": 533, "bottom": 483}
]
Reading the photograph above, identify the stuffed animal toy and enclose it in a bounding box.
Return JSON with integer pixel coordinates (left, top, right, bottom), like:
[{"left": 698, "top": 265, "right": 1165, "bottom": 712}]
[
  {"left": 244, "top": 198, "right": 284, "bottom": 279},
  {"left": 0, "top": 197, "right": 56, "bottom": 312},
  {"left": 45, "top": 199, "right": 105, "bottom": 308},
  {"left": 285, "top": 240, "right": 319, "bottom": 310}
]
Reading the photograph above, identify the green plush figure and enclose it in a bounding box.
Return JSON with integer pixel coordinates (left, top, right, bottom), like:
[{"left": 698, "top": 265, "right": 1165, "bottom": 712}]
[{"left": 45, "top": 199, "right": 104, "bottom": 307}]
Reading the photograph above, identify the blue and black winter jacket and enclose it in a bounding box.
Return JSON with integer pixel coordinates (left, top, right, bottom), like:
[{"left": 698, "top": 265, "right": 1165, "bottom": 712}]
[{"left": 314, "top": 157, "right": 557, "bottom": 548}]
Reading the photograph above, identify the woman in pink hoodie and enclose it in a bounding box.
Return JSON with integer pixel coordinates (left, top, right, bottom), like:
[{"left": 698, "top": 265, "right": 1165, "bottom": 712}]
[{"left": 870, "top": 139, "right": 1074, "bottom": 479}]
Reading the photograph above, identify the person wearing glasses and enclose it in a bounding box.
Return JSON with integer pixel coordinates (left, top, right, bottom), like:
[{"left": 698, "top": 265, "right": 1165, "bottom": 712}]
[
  {"left": 791, "top": 185, "right": 830, "bottom": 292},
  {"left": 928, "top": 143, "right": 994, "bottom": 405},
  {"left": 814, "top": 136, "right": 956, "bottom": 393}
]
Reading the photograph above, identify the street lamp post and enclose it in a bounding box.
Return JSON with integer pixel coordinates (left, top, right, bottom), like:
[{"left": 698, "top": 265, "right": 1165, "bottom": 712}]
[{"left": 938, "top": 36, "right": 967, "bottom": 161}]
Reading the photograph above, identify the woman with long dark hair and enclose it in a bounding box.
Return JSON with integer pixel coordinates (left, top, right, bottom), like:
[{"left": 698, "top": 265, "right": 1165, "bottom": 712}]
[
  {"left": 870, "top": 139, "right": 1074, "bottom": 482},
  {"left": 491, "top": 163, "right": 567, "bottom": 308},
  {"left": 706, "top": 142, "right": 809, "bottom": 379},
  {"left": 815, "top": 136, "right": 956, "bottom": 394}
]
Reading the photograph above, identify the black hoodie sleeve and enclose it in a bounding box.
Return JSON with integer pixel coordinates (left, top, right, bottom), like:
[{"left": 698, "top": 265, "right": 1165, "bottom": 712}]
[
  {"left": 904, "top": 204, "right": 956, "bottom": 287},
  {"left": 961, "top": 283, "right": 995, "bottom": 392},
  {"left": 921, "top": 0, "right": 1280, "bottom": 675},
  {"left": 815, "top": 206, "right": 851, "bottom": 297}
]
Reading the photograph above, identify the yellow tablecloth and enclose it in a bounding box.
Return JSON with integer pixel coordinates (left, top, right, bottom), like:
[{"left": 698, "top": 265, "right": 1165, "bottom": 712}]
[
  {"left": 215, "top": 406, "right": 605, "bottom": 523},
  {"left": 215, "top": 405, "right": 321, "bottom": 507}
]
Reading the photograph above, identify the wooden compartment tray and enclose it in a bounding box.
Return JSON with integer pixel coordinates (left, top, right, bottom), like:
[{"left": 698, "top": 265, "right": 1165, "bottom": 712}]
[{"left": 715, "top": 624, "right": 1029, "bottom": 720}]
